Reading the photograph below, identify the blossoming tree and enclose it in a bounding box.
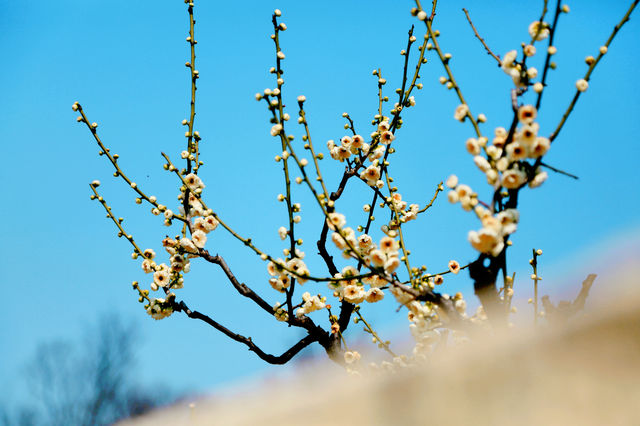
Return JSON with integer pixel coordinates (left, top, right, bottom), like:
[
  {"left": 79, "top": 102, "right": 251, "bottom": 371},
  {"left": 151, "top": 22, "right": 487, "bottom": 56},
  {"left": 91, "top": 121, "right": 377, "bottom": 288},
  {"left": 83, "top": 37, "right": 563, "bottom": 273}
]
[{"left": 73, "top": 0, "right": 638, "bottom": 369}]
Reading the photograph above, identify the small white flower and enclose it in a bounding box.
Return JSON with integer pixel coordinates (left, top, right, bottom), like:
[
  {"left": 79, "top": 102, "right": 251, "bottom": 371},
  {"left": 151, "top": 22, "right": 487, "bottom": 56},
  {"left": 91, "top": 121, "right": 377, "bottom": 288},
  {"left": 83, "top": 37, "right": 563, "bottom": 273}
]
[
  {"left": 343, "top": 285, "right": 366, "bottom": 304},
  {"left": 455, "top": 184, "right": 472, "bottom": 198},
  {"left": 278, "top": 226, "right": 288, "bottom": 240},
  {"left": 486, "top": 169, "right": 499, "bottom": 186},
  {"left": 184, "top": 173, "right": 203, "bottom": 190},
  {"left": 517, "top": 105, "right": 537, "bottom": 124},
  {"left": 528, "top": 21, "right": 550, "bottom": 41},
  {"left": 191, "top": 230, "right": 207, "bottom": 248},
  {"left": 496, "top": 157, "right": 509, "bottom": 172},
  {"left": 486, "top": 145, "right": 502, "bottom": 160},
  {"left": 506, "top": 142, "right": 527, "bottom": 161},
  {"left": 445, "top": 174, "right": 458, "bottom": 189},
  {"left": 530, "top": 137, "right": 550, "bottom": 158},
  {"left": 379, "top": 130, "right": 395, "bottom": 145},
  {"left": 141, "top": 259, "right": 155, "bottom": 274},
  {"left": 468, "top": 228, "right": 504, "bottom": 257},
  {"left": 270, "top": 124, "right": 283, "bottom": 136},
  {"left": 473, "top": 155, "right": 492, "bottom": 172},
  {"left": 365, "top": 288, "right": 385, "bottom": 303},
  {"left": 369, "top": 249, "right": 386, "bottom": 267},
  {"left": 180, "top": 237, "right": 198, "bottom": 253},
  {"left": 528, "top": 170, "right": 548, "bottom": 188},
  {"left": 153, "top": 269, "right": 170, "bottom": 288},
  {"left": 454, "top": 104, "right": 469, "bottom": 121},
  {"left": 379, "top": 236, "right": 398, "bottom": 253},
  {"left": 448, "top": 260, "right": 460, "bottom": 274},
  {"left": 576, "top": 79, "right": 589, "bottom": 92},
  {"left": 384, "top": 256, "right": 401, "bottom": 273},
  {"left": 465, "top": 138, "right": 480, "bottom": 155},
  {"left": 326, "top": 212, "right": 346, "bottom": 230},
  {"left": 502, "top": 168, "right": 527, "bottom": 189},
  {"left": 501, "top": 50, "right": 518, "bottom": 72},
  {"left": 360, "top": 165, "right": 381, "bottom": 185},
  {"left": 524, "top": 44, "right": 536, "bottom": 57}
]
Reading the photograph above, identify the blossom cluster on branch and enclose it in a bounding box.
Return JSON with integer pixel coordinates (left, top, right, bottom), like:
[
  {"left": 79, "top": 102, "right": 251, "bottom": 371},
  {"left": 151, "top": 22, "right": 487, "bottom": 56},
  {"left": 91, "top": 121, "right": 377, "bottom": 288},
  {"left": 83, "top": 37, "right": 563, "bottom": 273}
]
[{"left": 74, "top": 0, "right": 637, "bottom": 370}]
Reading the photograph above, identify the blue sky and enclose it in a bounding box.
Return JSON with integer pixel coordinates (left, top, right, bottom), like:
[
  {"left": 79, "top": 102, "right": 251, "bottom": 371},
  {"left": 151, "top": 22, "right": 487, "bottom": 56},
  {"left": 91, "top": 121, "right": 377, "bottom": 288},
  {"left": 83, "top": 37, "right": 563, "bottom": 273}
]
[{"left": 1, "top": 0, "right": 638, "bottom": 403}]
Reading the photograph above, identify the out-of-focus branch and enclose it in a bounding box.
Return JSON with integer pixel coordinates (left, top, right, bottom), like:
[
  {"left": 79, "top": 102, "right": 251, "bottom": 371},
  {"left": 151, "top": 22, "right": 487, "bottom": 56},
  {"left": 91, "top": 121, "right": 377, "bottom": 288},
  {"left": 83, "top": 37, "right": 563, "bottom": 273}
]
[{"left": 541, "top": 274, "right": 597, "bottom": 326}]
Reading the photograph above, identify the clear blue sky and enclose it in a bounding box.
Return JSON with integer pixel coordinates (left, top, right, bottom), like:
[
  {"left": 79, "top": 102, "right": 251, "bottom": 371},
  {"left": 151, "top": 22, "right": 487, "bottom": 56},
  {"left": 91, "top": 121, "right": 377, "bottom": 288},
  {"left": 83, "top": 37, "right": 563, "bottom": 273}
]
[{"left": 1, "top": 0, "right": 638, "bottom": 403}]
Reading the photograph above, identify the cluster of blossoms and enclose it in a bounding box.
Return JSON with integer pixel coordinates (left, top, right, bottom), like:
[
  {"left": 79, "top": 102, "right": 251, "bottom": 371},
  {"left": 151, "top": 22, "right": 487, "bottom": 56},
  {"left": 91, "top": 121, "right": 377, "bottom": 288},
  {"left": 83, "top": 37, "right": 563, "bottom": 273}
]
[
  {"left": 77, "top": 0, "right": 636, "bottom": 373},
  {"left": 498, "top": 21, "right": 550, "bottom": 88},
  {"left": 467, "top": 207, "right": 519, "bottom": 257},
  {"left": 446, "top": 175, "right": 520, "bottom": 256},
  {"left": 455, "top": 104, "right": 549, "bottom": 192},
  {"left": 448, "top": 99, "right": 552, "bottom": 256},
  {"left": 273, "top": 303, "right": 289, "bottom": 322},
  {"left": 266, "top": 256, "right": 310, "bottom": 292},
  {"left": 330, "top": 265, "right": 386, "bottom": 304},
  {"left": 328, "top": 119, "right": 394, "bottom": 167},
  {"left": 327, "top": 212, "right": 401, "bottom": 276},
  {"left": 138, "top": 173, "right": 220, "bottom": 319},
  {"left": 388, "top": 192, "right": 420, "bottom": 223},
  {"left": 295, "top": 292, "right": 327, "bottom": 317},
  {"left": 145, "top": 293, "right": 176, "bottom": 320}
]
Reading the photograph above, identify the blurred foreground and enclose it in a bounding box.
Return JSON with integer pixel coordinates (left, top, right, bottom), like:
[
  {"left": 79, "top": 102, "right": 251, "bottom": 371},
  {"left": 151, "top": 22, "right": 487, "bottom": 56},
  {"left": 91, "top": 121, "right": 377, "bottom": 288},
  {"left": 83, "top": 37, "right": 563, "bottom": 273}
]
[{"left": 119, "top": 261, "right": 639, "bottom": 426}]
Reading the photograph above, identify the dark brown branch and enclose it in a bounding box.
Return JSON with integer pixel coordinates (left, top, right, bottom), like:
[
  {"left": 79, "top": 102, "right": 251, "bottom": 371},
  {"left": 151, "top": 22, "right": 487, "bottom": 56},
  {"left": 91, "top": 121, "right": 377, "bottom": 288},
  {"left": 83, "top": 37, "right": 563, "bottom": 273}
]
[
  {"left": 174, "top": 302, "right": 318, "bottom": 365},
  {"left": 196, "top": 248, "right": 332, "bottom": 344},
  {"left": 197, "top": 249, "right": 274, "bottom": 315},
  {"left": 540, "top": 161, "right": 579, "bottom": 179},
  {"left": 469, "top": 253, "right": 506, "bottom": 327},
  {"left": 317, "top": 221, "right": 339, "bottom": 277},
  {"left": 330, "top": 167, "right": 356, "bottom": 201},
  {"left": 462, "top": 8, "right": 501, "bottom": 65}
]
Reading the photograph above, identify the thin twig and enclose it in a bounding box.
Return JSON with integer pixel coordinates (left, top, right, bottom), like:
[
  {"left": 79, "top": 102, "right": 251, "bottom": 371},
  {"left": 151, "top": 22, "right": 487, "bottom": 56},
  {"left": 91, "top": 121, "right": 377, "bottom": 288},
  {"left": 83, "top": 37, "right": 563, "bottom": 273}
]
[
  {"left": 549, "top": 0, "right": 639, "bottom": 141},
  {"left": 540, "top": 162, "right": 579, "bottom": 180},
  {"left": 462, "top": 8, "right": 501, "bottom": 65}
]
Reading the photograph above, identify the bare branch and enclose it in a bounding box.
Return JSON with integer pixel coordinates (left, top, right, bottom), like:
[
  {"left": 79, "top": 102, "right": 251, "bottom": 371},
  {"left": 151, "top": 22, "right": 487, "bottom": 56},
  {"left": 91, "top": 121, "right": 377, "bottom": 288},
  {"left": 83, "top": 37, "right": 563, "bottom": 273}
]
[
  {"left": 462, "top": 8, "right": 501, "bottom": 65},
  {"left": 175, "top": 302, "right": 319, "bottom": 365}
]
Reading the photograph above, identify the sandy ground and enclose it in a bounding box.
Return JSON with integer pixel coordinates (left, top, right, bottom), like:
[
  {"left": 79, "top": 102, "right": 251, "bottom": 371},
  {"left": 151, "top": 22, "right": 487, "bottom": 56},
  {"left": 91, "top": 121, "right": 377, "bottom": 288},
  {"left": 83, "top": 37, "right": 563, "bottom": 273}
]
[{"left": 118, "top": 261, "right": 640, "bottom": 426}]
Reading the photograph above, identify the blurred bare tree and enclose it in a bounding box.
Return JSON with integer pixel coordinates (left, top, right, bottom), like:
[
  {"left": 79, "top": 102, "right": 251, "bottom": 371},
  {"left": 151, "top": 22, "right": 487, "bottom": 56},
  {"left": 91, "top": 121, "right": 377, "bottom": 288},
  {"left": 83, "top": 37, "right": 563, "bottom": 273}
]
[{"left": 1, "top": 315, "right": 172, "bottom": 426}]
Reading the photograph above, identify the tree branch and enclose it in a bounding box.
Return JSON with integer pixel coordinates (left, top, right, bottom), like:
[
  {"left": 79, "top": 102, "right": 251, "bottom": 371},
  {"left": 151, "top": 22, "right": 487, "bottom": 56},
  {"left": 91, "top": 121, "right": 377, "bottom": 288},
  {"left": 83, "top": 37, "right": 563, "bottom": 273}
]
[
  {"left": 175, "top": 302, "right": 318, "bottom": 365},
  {"left": 462, "top": 8, "right": 501, "bottom": 66},
  {"left": 197, "top": 250, "right": 274, "bottom": 315}
]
